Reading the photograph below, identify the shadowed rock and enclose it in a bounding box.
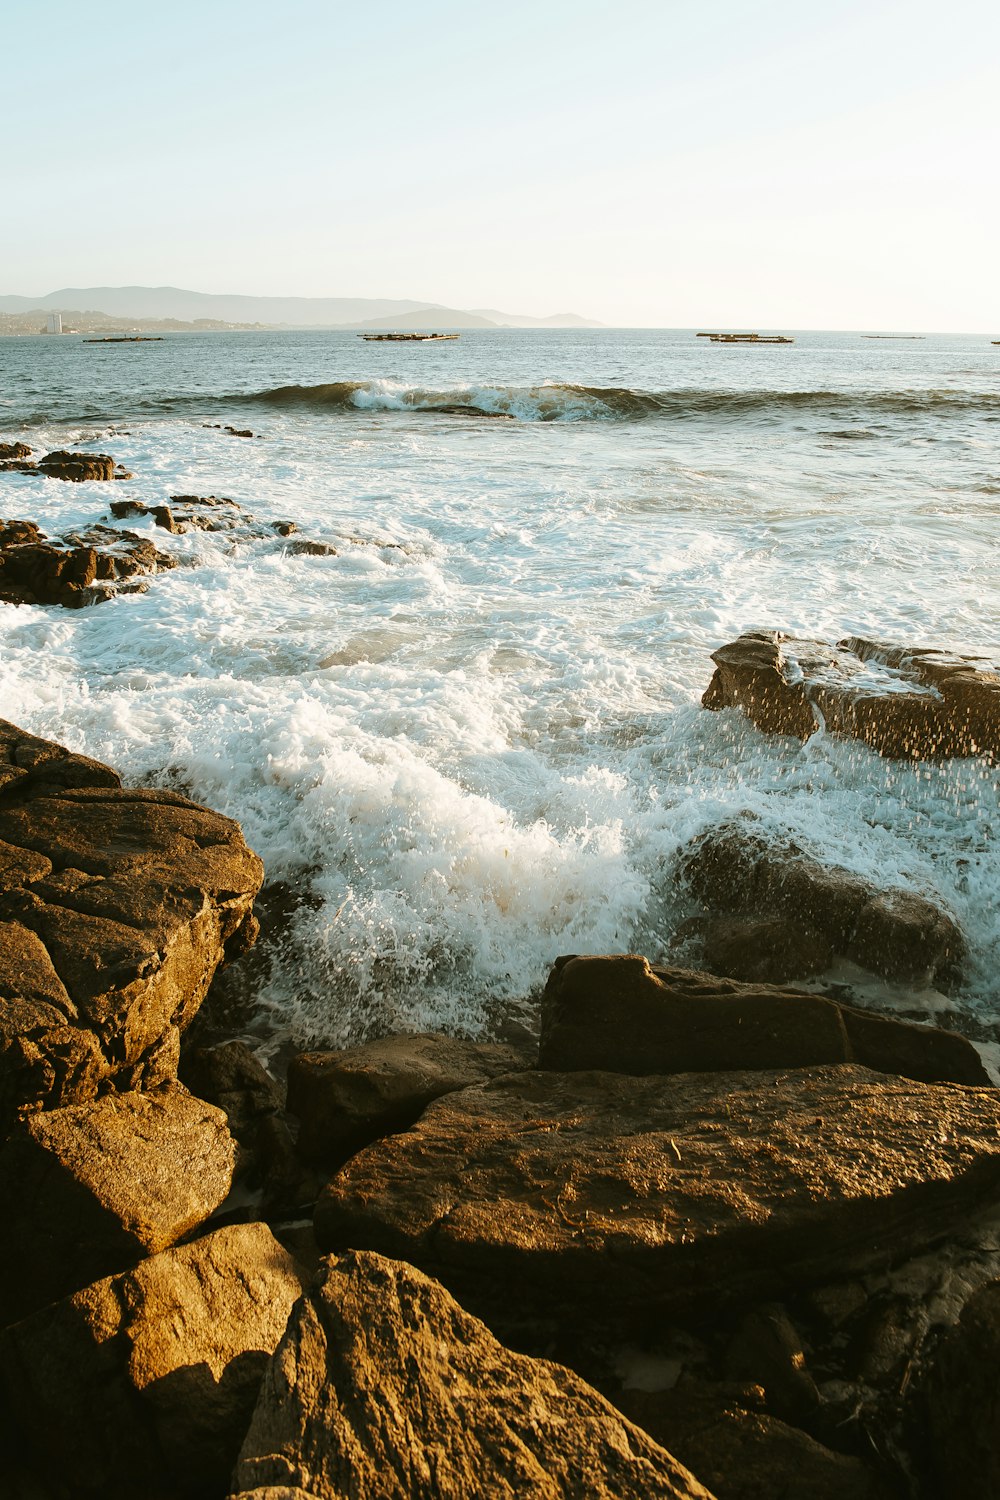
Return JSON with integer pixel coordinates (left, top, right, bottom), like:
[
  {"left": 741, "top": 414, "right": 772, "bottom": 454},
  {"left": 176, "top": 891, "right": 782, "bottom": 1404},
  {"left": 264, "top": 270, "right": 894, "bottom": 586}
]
[
  {"left": 538, "top": 956, "right": 987, "bottom": 1086},
  {"left": 0, "top": 1224, "right": 308, "bottom": 1499},
  {"left": 0, "top": 452, "right": 132, "bottom": 482},
  {"left": 0, "top": 518, "right": 174, "bottom": 607},
  {"left": 920, "top": 1278, "right": 1000, "bottom": 1498},
  {"left": 229, "top": 1250, "right": 716, "bottom": 1500},
  {"left": 315, "top": 1065, "right": 1000, "bottom": 1325},
  {"left": 702, "top": 630, "right": 1000, "bottom": 762}
]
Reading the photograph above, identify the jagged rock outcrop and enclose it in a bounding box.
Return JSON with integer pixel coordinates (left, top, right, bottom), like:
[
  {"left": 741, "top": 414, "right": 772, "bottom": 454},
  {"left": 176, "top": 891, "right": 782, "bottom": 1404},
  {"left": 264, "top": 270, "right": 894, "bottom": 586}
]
[
  {"left": 110, "top": 494, "right": 296, "bottom": 540},
  {"left": 229, "top": 1250, "right": 716, "bottom": 1500},
  {"left": 0, "top": 443, "right": 32, "bottom": 462},
  {"left": 0, "top": 1082, "right": 236, "bottom": 1322},
  {"left": 538, "top": 956, "right": 988, "bottom": 1086},
  {"left": 315, "top": 1065, "right": 1000, "bottom": 1325},
  {"left": 0, "top": 451, "right": 132, "bottom": 482},
  {"left": 0, "top": 1224, "right": 308, "bottom": 1499},
  {"left": 0, "top": 720, "right": 263, "bottom": 1132},
  {"left": 287, "top": 1032, "right": 530, "bottom": 1166},
  {"left": 681, "top": 818, "right": 965, "bottom": 986},
  {"left": 0, "top": 518, "right": 174, "bottom": 607},
  {"left": 702, "top": 630, "right": 1000, "bottom": 762}
]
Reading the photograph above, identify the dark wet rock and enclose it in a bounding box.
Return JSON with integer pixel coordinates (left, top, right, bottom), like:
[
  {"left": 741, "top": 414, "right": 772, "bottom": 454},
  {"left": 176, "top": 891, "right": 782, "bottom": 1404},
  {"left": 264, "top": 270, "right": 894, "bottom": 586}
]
[
  {"left": 33, "top": 451, "right": 125, "bottom": 482},
  {"left": 0, "top": 719, "right": 263, "bottom": 1131},
  {"left": 0, "top": 443, "right": 32, "bottom": 462},
  {"left": 181, "top": 1039, "right": 282, "bottom": 1139},
  {"left": 538, "top": 956, "right": 988, "bottom": 1086},
  {"left": 616, "top": 1382, "right": 897, "bottom": 1500},
  {"left": 0, "top": 1223, "right": 308, "bottom": 1500},
  {"left": 285, "top": 538, "right": 338, "bottom": 557},
  {"left": 202, "top": 424, "right": 259, "bottom": 438},
  {"left": 229, "top": 1249, "right": 716, "bottom": 1500},
  {"left": 698, "top": 913, "right": 834, "bottom": 984},
  {"left": 0, "top": 1081, "right": 235, "bottom": 1323},
  {"left": 702, "top": 630, "right": 1000, "bottom": 762},
  {"left": 287, "top": 1031, "right": 531, "bottom": 1167},
  {"left": 724, "top": 1304, "right": 820, "bottom": 1425},
  {"left": 315, "top": 1065, "right": 1000, "bottom": 1327},
  {"left": 0, "top": 516, "right": 175, "bottom": 608},
  {"left": 682, "top": 819, "right": 966, "bottom": 987},
  {"left": 110, "top": 495, "right": 300, "bottom": 542},
  {"left": 920, "top": 1278, "right": 1000, "bottom": 1498}
]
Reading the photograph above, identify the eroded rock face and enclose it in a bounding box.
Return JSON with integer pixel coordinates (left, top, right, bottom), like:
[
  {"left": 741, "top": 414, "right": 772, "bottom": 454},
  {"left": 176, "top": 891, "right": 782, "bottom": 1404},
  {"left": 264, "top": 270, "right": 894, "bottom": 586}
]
[
  {"left": 538, "top": 956, "right": 988, "bottom": 1086},
  {"left": 920, "top": 1278, "right": 1000, "bottom": 1499},
  {"left": 0, "top": 1224, "right": 308, "bottom": 1499},
  {"left": 0, "top": 720, "right": 263, "bottom": 1131},
  {"left": 230, "top": 1250, "right": 716, "bottom": 1500},
  {"left": 287, "top": 1032, "right": 530, "bottom": 1166},
  {"left": 682, "top": 819, "right": 965, "bottom": 987},
  {"left": 0, "top": 1081, "right": 235, "bottom": 1322},
  {"left": 702, "top": 630, "right": 1000, "bottom": 762},
  {"left": 0, "top": 452, "right": 132, "bottom": 482},
  {"left": 0, "top": 517, "right": 174, "bottom": 607},
  {"left": 0, "top": 443, "right": 32, "bottom": 462},
  {"left": 316, "top": 1066, "right": 1000, "bottom": 1325}
]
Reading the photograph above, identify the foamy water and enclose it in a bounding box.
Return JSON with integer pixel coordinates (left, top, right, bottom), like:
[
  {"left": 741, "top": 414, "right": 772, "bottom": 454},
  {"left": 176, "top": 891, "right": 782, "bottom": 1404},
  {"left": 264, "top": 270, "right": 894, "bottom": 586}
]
[{"left": 1, "top": 328, "right": 998, "bottom": 1046}]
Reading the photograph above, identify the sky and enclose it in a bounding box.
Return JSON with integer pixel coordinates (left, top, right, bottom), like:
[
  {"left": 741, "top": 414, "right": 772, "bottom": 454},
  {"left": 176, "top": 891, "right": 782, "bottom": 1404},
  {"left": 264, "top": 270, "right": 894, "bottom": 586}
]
[{"left": 3, "top": 0, "right": 998, "bottom": 330}]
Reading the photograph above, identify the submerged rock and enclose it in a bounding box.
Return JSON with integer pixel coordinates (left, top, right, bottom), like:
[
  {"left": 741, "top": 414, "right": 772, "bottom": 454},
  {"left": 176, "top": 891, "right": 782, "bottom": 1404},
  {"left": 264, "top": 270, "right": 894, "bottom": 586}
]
[
  {"left": 229, "top": 1249, "right": 716, "bottom": 1500},
  {"left": 538, "top": 956, "right": 987, "bottom": 1086},
  {"left": 287, "top": 1031, "right": 530, "bottom": 1166},
  {"left": 0, "top": 720, "right": 263, "bottom": 1131},
  {"left": 0, "top": 517, "right": 174, "bottom": 607},
  {"left": 0, "top": 1082, "right": 235, "bottom": 1322},
  {"left": 682, "top": 818, "right": 966, "bottom": 987},
  {"left": 702, "top": 630, "right": 1000, "bottom": 762},
  {"left": 315, "top": 1065, "right": 1000, "bottom": 1325},
  {"left": 0, "top": 1224, "right": 307, "bottom": 1499}
]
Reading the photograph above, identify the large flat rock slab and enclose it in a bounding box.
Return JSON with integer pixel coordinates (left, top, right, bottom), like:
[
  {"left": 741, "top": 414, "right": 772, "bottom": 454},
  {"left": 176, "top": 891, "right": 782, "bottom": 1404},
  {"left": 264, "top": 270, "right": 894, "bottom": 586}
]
[
  {"left": 229, "top": 1250, "right": 716, "bottom": 1500},
  {"left": 702, "top": 630, "right": 1000, "bottom": 761},
  {"left": 315, "top": 1066, "right": 1000, "bottom": 1324},
  {"left": 0, "top": 1082, "right": 235, "bottom": 1322},
  {"left": 539, "top": 956, "right": 988, "bottom": 1086},
  {"left": 1, "top": 1224, "right": 307, "bottom": 1499},
  {"left": 0, "top": 719, "right": 263, "bottom": 1130}
]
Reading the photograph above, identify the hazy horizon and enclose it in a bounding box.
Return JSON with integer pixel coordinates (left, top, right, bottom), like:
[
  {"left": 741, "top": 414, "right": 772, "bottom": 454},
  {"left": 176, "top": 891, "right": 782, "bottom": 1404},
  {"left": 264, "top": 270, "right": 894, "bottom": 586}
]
[{"left": 4, "top": 0, "right": 998, "bottom": 332}]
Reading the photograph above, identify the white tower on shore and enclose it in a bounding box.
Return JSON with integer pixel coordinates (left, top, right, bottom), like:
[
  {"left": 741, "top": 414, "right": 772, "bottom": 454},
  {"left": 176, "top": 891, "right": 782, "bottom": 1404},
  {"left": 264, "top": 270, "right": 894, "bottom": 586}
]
[{"left": 45, "top": 312, "right": 63, "bottom": 335}]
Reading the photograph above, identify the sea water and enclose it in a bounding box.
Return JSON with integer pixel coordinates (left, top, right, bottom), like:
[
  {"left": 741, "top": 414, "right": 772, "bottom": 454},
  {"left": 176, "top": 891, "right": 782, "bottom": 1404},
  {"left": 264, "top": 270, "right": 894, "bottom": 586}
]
[{"left": 1, "top": 327, "right": 998, "bottom": 1048}]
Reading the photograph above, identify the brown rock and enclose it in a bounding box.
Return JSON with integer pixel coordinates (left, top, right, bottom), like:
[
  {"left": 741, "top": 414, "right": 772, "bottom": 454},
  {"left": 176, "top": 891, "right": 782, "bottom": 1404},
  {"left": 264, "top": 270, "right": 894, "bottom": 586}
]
[
  {"left": 0, "top": 1224, "right": 308, "bottom": 1499},
  {"left": 0, "top": 1082, "right": 235, "bottom": 1322},
  {"left": 538, "top": 956, "right": 988, "bottom": 1086},
  {"left": 0, "top": 720, "right": 263, "bottom": 1130},
  {"left": 286, "top": 538, "right": 338, "bottom": 557},
  {"left": 37, "top": 451, "right": 117, "bottom": 482},
  {"left": 724, "top": 1304, "right": 820, "bottom": 1424},
  {"left": 229, "top": 1249, "right": 716, "bottom": 1500},
  {"left": 683, "top": 819, "right": 965, "bottom": 986},
  {"left": 287, "top": 1031, "right": 530, "bottom": 1166},
  {"left": 0, "top": 443, "right": 32, "bottom": 461},
  {"left": 0, "top": 516, "right": 175, "bottom": 608},
  {"left": 702, "top": 630, "right": 1000, "bottom": 762},
  {"left": 920, "top": 1278, "right": 1000, "bottom": 1498},
  {"left": 315, "top": 1065, "right": 1000, "bottom": 1327},
  {"left": 617, "top": 1383, "right": 896, "bottom": 1500},
  {"left": 699, "top": 914, "right": 834, "bottom": 984}
]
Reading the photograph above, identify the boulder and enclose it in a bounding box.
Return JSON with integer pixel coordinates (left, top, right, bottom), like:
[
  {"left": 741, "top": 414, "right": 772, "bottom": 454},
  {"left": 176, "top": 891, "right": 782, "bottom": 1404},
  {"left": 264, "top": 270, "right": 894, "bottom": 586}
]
[
  {"left": 0, "top": 517, "right": 175, "bottom": 607},
  {"left": 698, "top": 914, "right": 834, "bottom": 985},
  {"left": 229, "top": 1249, "right": 716, "bottom": 1500},
  {"left": 109, "top": 495, "right": 299, "bottom": 541},
  {"left": 920, "top": 1278, "right": 1000, "bottom": 1498},
  {"left": 682, "top": 818, "right": 965, "bottom": 986},
  {"left": 181, "top": 1040, "right": 283, "bottom": 1143},
  {"left": 0, "top": 720, "right": 263, "bottom": 1130},
  {"left": 616, "top": 1383, "right": 896, "bottom": 1500},
  {"left": 0, "top": 1224, "right": 308, "bottom": 1499},
  {"left": 0, "top": 451, "right": 131, "bottom": 483},
  {"left": 287, "top": 1032, "right": 530, "bottom": 1166},
  {"left": 0, "top": 443, "right": 32, "bottom": 462},
  {"left": 0, "top": 1081, "right": 235, "bottom": 1322},
  {"left": 538, "top": 956, "right": 988, "bottom": 1086},
  {"left": 702, "top": 630, "right": 1000, "bottom": 762},
  {"left": 315, "top": 1065, "right": 1000, "bottom": 1325}
]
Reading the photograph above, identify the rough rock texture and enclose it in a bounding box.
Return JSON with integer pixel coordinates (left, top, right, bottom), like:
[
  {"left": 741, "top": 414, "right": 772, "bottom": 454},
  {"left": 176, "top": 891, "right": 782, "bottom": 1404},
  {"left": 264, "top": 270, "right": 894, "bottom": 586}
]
[
  {"left": 0, "top": 1082, "right": 235, "bottom": 1322},
  {"left": 616, "top": 1384, "right": 897, "bottom": 1500},
  {"left": 0, "top": 517, "right": 175, "bottom": 607},
  {"left": 702, "top": 630, "right": 1000, "bottom": 762},
  {"left": 921, "top": 1278, "right": 1000, "bottom": 1498},
  {"left": 110, "top": 494, "right": 297, "bottom": 541},
  {"left": 287, "top": 1032, "right": 530, "bottom": 1166},
  {"left": 0, "top": 720, "right": 263, "bottom": 1130},
  {"left": 698, "top": 913, "right": 834, "bottom": 985},
  {"left": 682, "top": 818, "right": 965, "bottom": 986},
  {"left": 0, "top": 1224, "right": 308, "bottom": 1499},
  {"left": 0, "top": 451, "right": 132, "bottom": 482},
  {"left": 315, "top": 1066, "right": 1000, "bottom": 1324},
  {"left": 0, "top": 443, "right": 32, "bottom": 461},
  {"left": 181, "top": 1039, "right": 283, "bottom": 1142},
  {"left": 538, "top": 956, "right": 988, "bottom": 1086},
  {"left": 230, "top": 1250, "right": 716, "bottom": 1500}
]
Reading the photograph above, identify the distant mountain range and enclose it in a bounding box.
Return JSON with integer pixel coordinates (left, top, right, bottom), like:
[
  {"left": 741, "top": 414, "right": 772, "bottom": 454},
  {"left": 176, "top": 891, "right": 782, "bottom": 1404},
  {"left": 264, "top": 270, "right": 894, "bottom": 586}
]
[{"left": 0, "top": 286, "right": 601, "bottom": 330}]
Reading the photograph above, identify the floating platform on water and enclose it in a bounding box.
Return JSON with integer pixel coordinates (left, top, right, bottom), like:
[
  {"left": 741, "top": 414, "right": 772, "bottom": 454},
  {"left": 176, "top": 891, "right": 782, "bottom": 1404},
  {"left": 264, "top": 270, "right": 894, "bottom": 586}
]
[
  {"left": 703, "top": 333, "right": 794, "bottom": 345},
  {"left": 862, "top": 334, "right": 925, "bottom": 340},
  {"left": 84, "top": 336, "right": 165, "bottom": 343},
  {"left": 359, "top": 332, "right": 461, "bottom": 342}
]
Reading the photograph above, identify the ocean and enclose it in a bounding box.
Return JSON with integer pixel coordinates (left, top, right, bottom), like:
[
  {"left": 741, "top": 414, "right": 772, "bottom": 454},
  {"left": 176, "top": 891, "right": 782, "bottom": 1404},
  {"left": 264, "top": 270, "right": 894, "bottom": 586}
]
[{"left": 1, "top": 327, "right": 998, "bottom": 1054}]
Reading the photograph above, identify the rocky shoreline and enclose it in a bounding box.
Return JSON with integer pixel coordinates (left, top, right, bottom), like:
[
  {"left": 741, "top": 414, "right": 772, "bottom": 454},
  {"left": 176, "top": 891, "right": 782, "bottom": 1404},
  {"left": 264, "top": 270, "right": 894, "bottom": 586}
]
[{"left": 3, "top": 452, "right": 1000, "bottom": 1495}]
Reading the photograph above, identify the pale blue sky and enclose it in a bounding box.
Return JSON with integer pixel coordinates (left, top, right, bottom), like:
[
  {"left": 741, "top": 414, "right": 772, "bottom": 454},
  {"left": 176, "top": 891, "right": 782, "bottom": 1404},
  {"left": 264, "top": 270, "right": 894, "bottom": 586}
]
[{"left": 4, "top": 0, "right": 998, "bottom": 328}]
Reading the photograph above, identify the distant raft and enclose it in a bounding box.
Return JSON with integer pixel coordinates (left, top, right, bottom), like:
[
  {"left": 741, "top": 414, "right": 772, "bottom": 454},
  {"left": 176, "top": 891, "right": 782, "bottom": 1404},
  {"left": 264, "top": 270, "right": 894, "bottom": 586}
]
[
  {"left": 83, "top": 336, "right": 165, "bottom": 343},
  {"left": 704, "top": 332, "right": 794, "bottom": 345},
  {"left": 359, "top": 333, "right": 461, "bottom": 342}
]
